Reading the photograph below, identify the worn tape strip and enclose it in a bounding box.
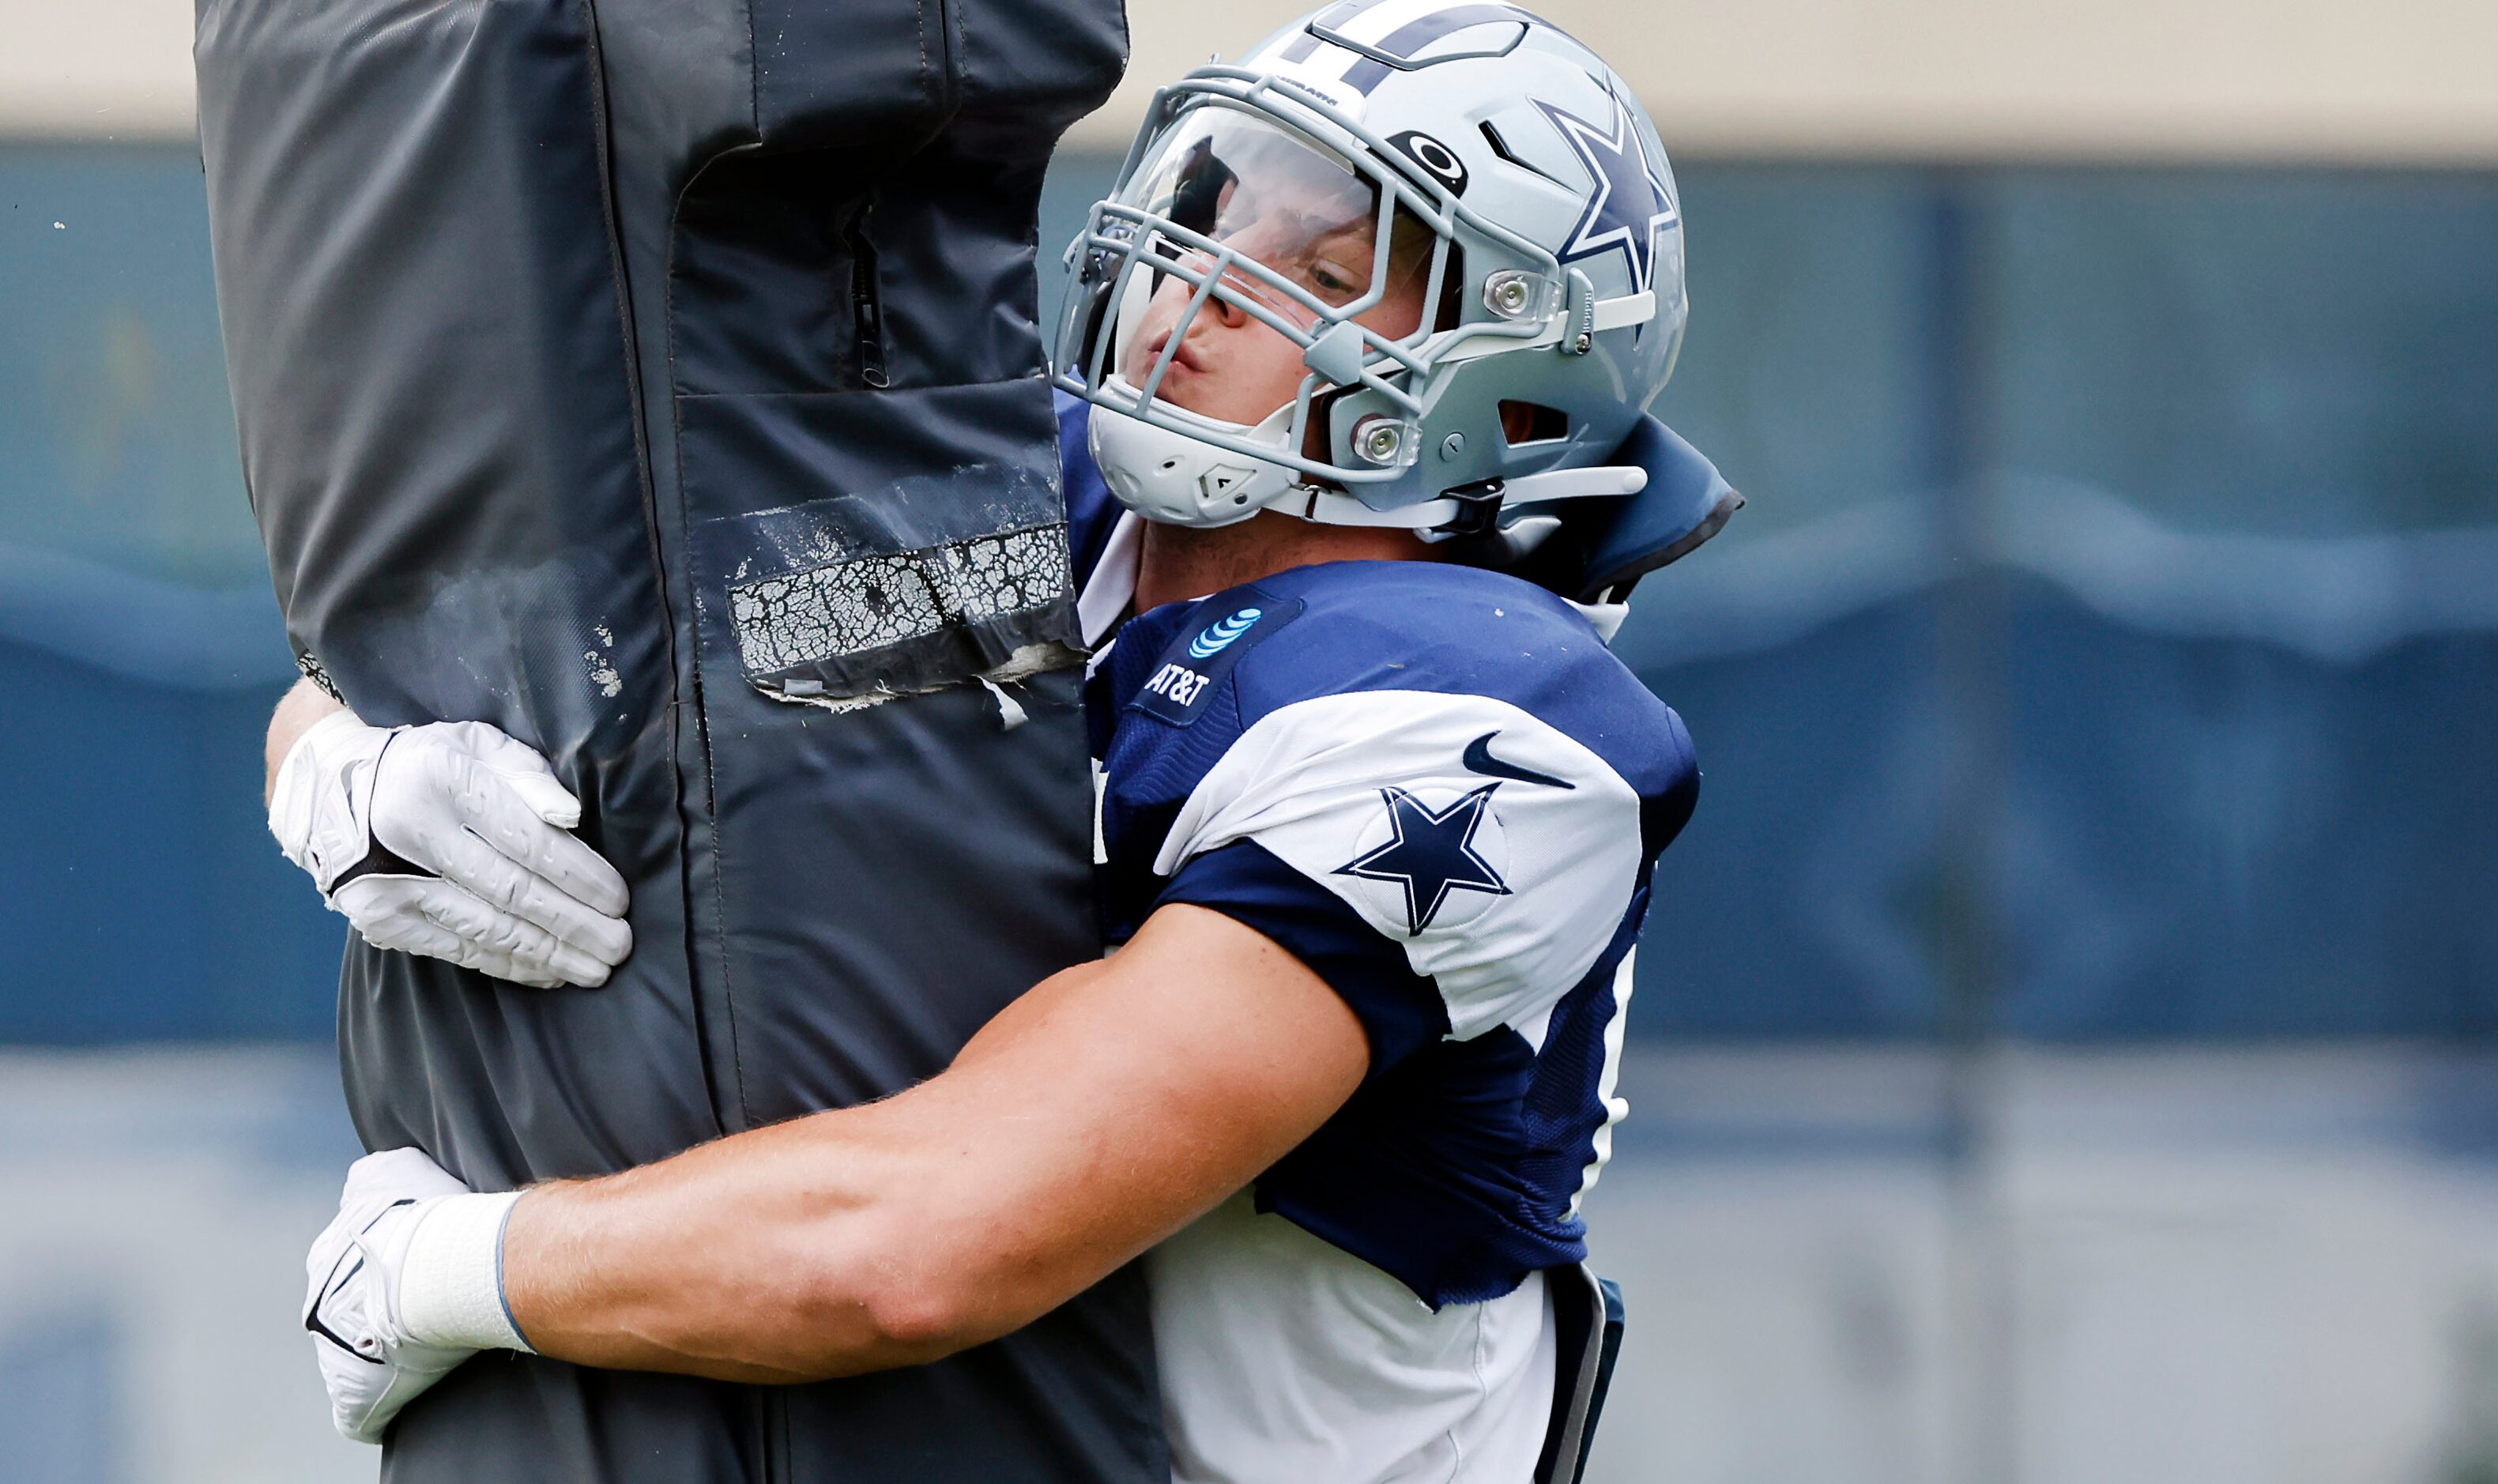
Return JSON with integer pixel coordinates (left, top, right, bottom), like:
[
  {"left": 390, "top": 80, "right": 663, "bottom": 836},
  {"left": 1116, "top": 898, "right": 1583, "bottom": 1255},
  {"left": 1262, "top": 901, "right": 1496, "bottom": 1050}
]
[{"left": 728, "top": 524, "right": 1072, "bottom": 676}]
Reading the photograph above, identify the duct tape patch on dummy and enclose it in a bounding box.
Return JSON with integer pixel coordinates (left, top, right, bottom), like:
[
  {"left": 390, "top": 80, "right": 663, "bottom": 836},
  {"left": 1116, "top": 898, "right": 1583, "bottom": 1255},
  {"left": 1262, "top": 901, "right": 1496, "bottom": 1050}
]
[{"left": 701, "top": 460, "right": 1083, "bottom": 712}]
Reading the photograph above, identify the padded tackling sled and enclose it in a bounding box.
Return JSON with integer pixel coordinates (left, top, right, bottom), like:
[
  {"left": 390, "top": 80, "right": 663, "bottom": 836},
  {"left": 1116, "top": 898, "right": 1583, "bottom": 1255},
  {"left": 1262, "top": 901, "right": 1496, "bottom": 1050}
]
[{"left": 196, "top": 0, "right": 1161, "bottom": 1475}]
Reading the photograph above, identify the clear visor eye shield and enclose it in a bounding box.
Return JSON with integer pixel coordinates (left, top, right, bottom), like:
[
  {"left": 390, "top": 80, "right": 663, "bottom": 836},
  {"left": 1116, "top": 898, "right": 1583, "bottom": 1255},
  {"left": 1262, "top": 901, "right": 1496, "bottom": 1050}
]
[{"left": 1052, "top": 71, "right": 1635, "bottom": 530}]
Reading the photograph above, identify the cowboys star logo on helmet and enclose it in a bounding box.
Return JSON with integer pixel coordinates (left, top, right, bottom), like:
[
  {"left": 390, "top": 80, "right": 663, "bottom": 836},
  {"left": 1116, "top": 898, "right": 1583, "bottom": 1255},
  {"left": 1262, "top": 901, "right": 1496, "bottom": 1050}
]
[{"left": 1537, "top": 92, "right": 1679, "bottom": 302}]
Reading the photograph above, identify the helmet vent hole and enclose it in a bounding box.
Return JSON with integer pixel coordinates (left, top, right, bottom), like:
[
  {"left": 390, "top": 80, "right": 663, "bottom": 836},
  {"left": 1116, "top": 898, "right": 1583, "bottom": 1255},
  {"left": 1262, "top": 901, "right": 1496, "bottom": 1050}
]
[
  {"left": 1479, "top": 120, "right": 1566, "bottom": 189},
  {"left": 1500, "top": 401, "right": 1569, "bottom": 446}
]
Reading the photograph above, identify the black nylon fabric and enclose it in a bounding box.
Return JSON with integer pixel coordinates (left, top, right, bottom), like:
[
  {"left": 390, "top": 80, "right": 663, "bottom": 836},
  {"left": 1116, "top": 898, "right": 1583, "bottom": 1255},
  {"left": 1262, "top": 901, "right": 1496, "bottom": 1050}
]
[{"left": 194, "top": 0, "right": 1161, "bottom": 1476}]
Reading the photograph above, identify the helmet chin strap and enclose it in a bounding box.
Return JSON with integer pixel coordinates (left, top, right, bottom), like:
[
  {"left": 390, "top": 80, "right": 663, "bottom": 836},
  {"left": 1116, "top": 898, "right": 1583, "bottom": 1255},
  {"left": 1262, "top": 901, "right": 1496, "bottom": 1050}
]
[
  {"left": 1269, "top": 464, "right": 1648, "bottom": 533},
  {"left": 1275, "top": 484, "right": 1461, "bottom": 529}
]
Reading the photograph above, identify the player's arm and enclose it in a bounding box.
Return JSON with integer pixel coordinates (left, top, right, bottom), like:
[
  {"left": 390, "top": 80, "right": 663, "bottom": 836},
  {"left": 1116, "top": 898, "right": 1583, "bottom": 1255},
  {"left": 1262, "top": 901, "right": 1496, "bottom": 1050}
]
[
  {"left": 514, "top": 902, "right": 1365, "bottom": 1380},
  {"left": 305, "top": 900, "right": 1364, "bottom": 1438}
]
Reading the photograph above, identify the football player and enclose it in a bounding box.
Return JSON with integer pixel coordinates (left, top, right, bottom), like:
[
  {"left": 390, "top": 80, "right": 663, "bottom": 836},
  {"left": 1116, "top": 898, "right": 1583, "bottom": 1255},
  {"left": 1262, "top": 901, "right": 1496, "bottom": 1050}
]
[{"left": 299, "top": 6, "right": 1740, "bottom": 1480}]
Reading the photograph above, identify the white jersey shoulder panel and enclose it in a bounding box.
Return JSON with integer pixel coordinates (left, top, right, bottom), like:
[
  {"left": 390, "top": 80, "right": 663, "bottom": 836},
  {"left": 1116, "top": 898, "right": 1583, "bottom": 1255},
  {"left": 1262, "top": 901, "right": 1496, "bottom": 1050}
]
[{"left": 1155, "top": 688, "right": 1645, "bottom": 1045}]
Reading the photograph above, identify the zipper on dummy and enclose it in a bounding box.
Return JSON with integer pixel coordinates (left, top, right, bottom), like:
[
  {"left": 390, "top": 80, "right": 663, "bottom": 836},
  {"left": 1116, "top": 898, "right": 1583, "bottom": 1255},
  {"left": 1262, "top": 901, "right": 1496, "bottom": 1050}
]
[{"left": 846, "top": 201, "right": 891, "bottom": 390}]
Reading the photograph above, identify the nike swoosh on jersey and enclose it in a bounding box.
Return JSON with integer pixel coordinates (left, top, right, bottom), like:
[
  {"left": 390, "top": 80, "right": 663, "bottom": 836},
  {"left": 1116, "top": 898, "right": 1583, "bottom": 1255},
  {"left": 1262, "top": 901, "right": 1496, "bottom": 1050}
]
[{"left": 1461, "top": 731, "right": 1576, "bottom": 789}]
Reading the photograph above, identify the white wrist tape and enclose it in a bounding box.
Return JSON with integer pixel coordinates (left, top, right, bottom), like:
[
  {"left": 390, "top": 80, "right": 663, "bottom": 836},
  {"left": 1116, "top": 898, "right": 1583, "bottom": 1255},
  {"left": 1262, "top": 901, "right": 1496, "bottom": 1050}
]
[{"left": 397, "top": 1192, "right": 533, "bottom": 1353}]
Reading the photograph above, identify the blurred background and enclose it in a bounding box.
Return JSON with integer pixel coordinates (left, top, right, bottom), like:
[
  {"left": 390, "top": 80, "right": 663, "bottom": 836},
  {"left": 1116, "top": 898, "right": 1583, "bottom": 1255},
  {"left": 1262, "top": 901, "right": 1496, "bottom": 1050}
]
[{"left": 2, "top": 0, "right": 2494, "bottom": 1479}]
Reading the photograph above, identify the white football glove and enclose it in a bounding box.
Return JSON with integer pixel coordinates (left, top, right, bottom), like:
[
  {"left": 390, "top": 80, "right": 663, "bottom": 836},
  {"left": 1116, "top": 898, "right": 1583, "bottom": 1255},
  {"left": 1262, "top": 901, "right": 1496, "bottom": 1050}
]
[
  {"left": 269, "top": 711, "right": 631, "bottom": 987},
  {"left": 303, "top": 1149, "right": 485, "bottom": 1444}
]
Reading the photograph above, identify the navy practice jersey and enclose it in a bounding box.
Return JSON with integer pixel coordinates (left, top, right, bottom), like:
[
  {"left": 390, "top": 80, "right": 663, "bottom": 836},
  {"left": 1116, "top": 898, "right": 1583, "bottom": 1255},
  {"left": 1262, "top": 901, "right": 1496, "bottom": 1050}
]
[{"left": 1064, "top": 405, "right": 1701, "bottom": 1315}]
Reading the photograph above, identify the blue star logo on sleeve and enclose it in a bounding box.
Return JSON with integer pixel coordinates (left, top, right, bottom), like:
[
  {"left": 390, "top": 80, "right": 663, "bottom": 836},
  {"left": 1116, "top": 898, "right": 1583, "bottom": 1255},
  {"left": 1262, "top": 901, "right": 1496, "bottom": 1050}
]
[
  {"left": 1536, "top": 90, "right": 1679, "bottom": 299},
  {"left": 1335, "top": 783, "right": 1512, "bottom": 936}
]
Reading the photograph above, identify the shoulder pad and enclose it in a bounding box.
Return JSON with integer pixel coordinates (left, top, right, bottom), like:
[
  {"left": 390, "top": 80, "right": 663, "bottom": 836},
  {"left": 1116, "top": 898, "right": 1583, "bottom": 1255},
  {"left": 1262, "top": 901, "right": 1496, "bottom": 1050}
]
[{"left": 1507, "top": 416, "right": 1744, "bottom": 605}]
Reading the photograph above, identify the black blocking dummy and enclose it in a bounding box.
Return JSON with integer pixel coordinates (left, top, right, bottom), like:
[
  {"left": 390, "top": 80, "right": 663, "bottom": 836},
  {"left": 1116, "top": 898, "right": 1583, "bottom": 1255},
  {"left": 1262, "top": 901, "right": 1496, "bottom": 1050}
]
[{"left": 195, "top": 0, "right": 1160, "bottom": 1475}]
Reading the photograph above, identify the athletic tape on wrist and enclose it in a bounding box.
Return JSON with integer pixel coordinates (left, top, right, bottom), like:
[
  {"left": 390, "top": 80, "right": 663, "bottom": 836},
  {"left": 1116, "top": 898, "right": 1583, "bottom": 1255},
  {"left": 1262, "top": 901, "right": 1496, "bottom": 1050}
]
[{"left": 397, "top": 1192, "right": 534, "bottom": 1353}]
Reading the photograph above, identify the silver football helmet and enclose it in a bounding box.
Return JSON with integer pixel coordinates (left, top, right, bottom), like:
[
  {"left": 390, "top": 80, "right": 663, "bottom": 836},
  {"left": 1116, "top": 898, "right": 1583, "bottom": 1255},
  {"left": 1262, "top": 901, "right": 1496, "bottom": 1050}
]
[{"left": 1054, "top": 1, "right": 1690, "bottom": 535}]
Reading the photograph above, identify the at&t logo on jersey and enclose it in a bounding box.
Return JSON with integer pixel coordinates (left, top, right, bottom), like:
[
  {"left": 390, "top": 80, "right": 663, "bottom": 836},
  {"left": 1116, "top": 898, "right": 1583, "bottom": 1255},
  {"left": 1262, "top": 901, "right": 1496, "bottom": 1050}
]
[
  {"left": 1188, "top": 607, "right": 1264, "bottom": 660},
  {"left": 1143, "top": 608, "right": 1267, "bottom": 710},
  {"left": 1143, "top": 661, "right": 1215, "bottom": 708},
  {"left": 1130, "top": 596, "right": 1301, "bottom": 727}
]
